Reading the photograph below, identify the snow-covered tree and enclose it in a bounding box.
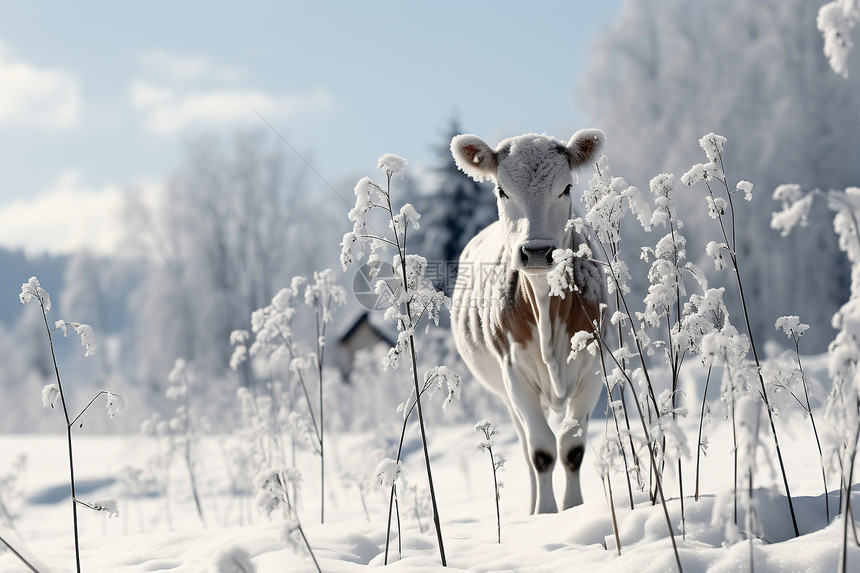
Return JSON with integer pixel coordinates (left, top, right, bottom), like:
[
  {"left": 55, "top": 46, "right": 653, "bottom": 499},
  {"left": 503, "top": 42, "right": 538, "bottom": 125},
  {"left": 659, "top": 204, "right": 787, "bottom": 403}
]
[
  {"left": 582, "top": 0, "right": 860, "bottom": 350},
  {"left": 122, "top": 130, "right": 340, "bottom": 395},
  {"left": 413, "top": 119, "right": 496, "bottom": 294}
]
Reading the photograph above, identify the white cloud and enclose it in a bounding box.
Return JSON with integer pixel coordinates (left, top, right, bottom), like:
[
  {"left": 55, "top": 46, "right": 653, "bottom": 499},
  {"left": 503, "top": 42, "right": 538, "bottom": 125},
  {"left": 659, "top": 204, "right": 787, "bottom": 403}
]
[
  {"left": 0, "top": 172, "right": 161, "bottom": 256},
  {"left": 130, "top": 80, "right": 331, "bottom": 135},
  {"left": 0, "top": 44, "right": 80, "bottom": 129},
  {"left": 139, "top": 51, "right": 241, "bottom": 82}
]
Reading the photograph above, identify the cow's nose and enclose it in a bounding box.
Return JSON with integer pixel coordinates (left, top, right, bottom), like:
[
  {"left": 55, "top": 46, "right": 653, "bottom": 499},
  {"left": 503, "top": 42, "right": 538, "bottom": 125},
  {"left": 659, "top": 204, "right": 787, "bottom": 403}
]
[{"left": 520, "top": 245, "right": 554, "bottom": 268}]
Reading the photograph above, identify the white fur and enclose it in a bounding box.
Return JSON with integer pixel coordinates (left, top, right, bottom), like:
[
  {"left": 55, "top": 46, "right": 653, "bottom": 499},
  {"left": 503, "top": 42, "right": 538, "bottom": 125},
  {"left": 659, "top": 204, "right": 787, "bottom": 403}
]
[{"left": 451, "top": 131, "right": 606, "bottom": 514}]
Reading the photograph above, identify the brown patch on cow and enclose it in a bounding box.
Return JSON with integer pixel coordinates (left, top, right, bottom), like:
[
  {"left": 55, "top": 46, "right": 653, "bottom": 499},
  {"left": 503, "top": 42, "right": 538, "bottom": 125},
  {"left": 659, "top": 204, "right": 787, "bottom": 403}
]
[
  {"left": 550, "top": 290, "right": 602, "bottom": 342},
  {"left": 487, "top": 263, "right": 603, "bottom": 359},
  {"left": 507, "top": 274, "right": 539, "bottom": 346},
  {"left": 489, "top": 271, "right": 537, "bottom": 355},
  {"left": 489, "top": 268, "right": 603, "bottom": 357}
]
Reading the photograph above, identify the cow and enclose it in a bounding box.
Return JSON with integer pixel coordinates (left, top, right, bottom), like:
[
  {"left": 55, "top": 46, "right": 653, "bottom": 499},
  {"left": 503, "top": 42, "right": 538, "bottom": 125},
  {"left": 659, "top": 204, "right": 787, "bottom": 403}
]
[{"left": 450, "top": 131, "right": 607, "bottom": 514}]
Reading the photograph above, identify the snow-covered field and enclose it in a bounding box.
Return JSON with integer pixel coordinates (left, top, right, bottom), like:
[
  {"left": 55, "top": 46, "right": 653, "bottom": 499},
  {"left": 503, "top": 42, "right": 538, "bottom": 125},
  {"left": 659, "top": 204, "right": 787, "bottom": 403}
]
[{"left": 1, "top": 382, "right": 857, "bottom": 573}]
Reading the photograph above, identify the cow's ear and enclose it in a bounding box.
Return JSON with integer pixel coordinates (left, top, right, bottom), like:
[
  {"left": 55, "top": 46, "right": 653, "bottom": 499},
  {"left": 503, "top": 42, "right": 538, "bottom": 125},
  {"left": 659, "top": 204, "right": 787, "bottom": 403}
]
[
  {"left": 566, "top": 129, "right": 605, "bottom": 169},
  {"left": 451, "top": 134, "right": 498, "bottom": 182}
]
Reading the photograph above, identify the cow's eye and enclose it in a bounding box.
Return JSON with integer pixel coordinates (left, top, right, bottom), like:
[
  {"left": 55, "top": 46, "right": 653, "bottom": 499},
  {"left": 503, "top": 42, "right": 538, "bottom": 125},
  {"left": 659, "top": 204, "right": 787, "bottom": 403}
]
[
  {"left": 560, "top": 184, "right": 572, "bottom": 198},
  {"left": 496, "top": 187, "right": 508, "bottom": 199}
]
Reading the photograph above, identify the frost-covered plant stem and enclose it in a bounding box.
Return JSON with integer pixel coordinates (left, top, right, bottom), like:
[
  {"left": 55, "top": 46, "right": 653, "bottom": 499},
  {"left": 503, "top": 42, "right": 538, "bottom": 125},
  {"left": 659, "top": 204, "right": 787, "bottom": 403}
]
[
  {"left": 403, "top": 251, "right": 446, "bottom": 566},
  {"left": 702, "top": 143, "right": 799, "bottom": 537},
  {"left": 597, "top": 336, "right": 637, "bottom": 510},
  {"left": 20, "top": 278, "right": 120, "bottom": 569},
  {"left": 294, "top": 522, "right": 321, "bottom": 573},
  {"left": 174, "top": 378, "right": 206, "bottom": 527},
  {"left": 491, "top": 463, "right": 501, "bottom": 544},
  {"left": 611, "top": 257, "right": 643, "bottom": 509},
  {"left": 394, "top": 487, "right": 403, "bottom": 554},
  {"left": 0, "top": 534, "right": 40, "bottom": 573},
  {"left": 602, "top": 475, "right": 622, "bottom": 556},
  {"left": 586, "top": 238, "right": 664, "bottom": 504},
  {"left": 661, "top": 216, "right": 687, "bottom": 536},
  {"left": 385, "top": 172, "right": 447, "bottom": 566},
  {"left": 38, "top": 295, "right": 82, "bottom": 573},
  {"left": 728, "top": 379, "right": 739, "bottom": 526},
  {"left": 281, "top": 472, "right": 321, "bottom": 573},
  {"left": 557, "top": 224, "right": 680, "bottom": 566},
  {"left": 154, "top": 431, "right": 174, "bottom": 529},
  {"left": 841, "top": 403, "right": 860, "bottom": 573},
  {"left": 622, "top": 359, "right": 683, "bottom": 572},
  {"left": 343, "top": 157, "right": 450, "bottom": 566},
  {"left": 312, "top": 297, "right": 332, "bottom": 524},
  {"left": 183, "top": 434, "right": 205, "bottom": 527},
  {"left": 383, "top": 355, "right": 446, "bottom": 563},
  {"left": 383, "top": 479, "right": 402, "bottom": 561},
  {"left": 0, "top": 499, "right": 15, "bottom": 533},
  {"left": 788, "top": 333, "right": 829, "bottom": 521},
  {"left": 260, "top": 315, "right": 326, "bottom": 521},
  {"left": 694, "top": 366, "right": 712, "bottom": 501},
  {"left": 595, "top": 222, "right": 661, "bottom": 415},
  {"left": 476, "top": 422, "right": 504, "bottom": 543},
  {"left": 408, "top": 485, "right": 425, "bottom": 533},
  {"left": 383, "top": 399, "right": 418, "bottom": 563},
  {"left": 343, "top": 473, "right": 371, "bottom": 522},
  {"left": 590, "top": 235, "right": 671, "bottom": 511},
  {"left": 584, "top": 309, "right": 683, "bottom": 572},
  {"left": 848, "top": 492, "right": 860, "bottom": 547},
  {"left": 748, "top": 462, "right": 755, "bottom": 573}
]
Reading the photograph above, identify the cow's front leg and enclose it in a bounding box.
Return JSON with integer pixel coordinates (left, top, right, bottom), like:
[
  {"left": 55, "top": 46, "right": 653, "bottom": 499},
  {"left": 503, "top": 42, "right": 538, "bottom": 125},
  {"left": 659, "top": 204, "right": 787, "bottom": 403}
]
[
  {"left": 559, "top": 370, "right": 602, "bottom": 510},
  {"left": 504, "top": 399, "right": 536, "bottom": 515},
  {"left": 558, "top": 406, "right": 587, "bottom": 510},
  {"left": 503, "top": 361, "right": 557, "bottom": 514}
]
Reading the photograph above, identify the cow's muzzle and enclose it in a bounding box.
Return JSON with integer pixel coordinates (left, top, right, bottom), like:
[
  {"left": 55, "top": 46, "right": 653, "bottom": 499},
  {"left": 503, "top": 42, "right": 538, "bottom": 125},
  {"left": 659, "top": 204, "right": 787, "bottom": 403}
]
[{"left": 520, "top": 242, "right": 555, "bottom": 269}]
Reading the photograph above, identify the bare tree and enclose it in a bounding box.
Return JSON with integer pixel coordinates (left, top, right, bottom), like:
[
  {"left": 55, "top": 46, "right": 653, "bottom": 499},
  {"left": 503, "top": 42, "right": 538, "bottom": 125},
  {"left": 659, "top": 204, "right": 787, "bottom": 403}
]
[
  {"left": 122, "top": 130, "right": 340, "bottom": 398},
  {"left": 582, "top": 0, "right": 860, "bottom": 350}
]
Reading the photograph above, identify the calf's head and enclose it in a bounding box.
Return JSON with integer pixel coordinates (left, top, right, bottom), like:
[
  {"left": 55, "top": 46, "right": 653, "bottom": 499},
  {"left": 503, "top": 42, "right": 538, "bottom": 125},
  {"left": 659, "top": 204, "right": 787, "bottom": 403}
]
[{"left": 451, "top": 131, "right": 604, "bottom": 273}]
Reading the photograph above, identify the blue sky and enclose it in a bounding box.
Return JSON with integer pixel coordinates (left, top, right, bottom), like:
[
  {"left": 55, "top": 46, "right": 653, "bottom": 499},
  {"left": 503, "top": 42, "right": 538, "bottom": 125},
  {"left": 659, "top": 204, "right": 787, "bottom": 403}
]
[{"left": 0, "top": 1, "right": 619, "bottom": 255}]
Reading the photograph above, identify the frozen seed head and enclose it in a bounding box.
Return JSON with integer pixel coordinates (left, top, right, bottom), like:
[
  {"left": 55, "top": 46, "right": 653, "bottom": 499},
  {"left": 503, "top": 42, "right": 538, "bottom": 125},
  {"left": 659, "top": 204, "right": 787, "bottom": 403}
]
[
  {"left": 474, "top": 419, "right": 493, "bottom": 433},
  {"left": 73, "top": 323, "right": 96, "bottom": 356},
  {"left": 105, "top": 392, "right": 126, "bottom": 418},
  {"left": 374, "top": 458, "right": 403, "bottom": 488},
  {"left": 775, "top": 315, "right": 810, "bottom": 339},
  {"left": 42, "top": 384, "right": 60, "bottom": 408},
  {"left": 736, "top": 180, "right": 753, "bottom": 201},
  {"left": 87, "top": 498, "right": 119, "bottom": 518},
  {"left": 698, "top": 133, "right": 727, "bottom": 163},
  {"left": 377, "top": 153, "right": 407, "bottom": 176},
  {"left": 19, "top": 276, "right": 51, "bottom": 311},
  {"left": 229, "top": 329, "right": 249, "bottom": 345}
]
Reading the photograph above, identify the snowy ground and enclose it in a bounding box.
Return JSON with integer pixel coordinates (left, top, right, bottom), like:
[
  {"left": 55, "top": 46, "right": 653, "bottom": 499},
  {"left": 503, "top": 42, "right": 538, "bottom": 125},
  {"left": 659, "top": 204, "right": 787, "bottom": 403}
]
[{"left": 0, "top": 359, "right": 858, "bottom": 572}]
